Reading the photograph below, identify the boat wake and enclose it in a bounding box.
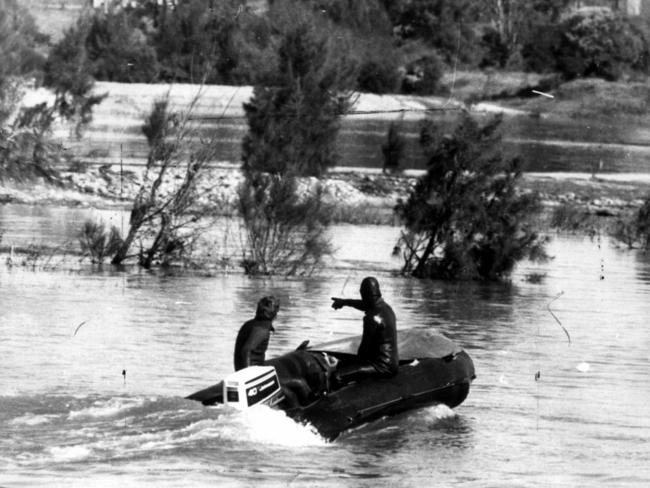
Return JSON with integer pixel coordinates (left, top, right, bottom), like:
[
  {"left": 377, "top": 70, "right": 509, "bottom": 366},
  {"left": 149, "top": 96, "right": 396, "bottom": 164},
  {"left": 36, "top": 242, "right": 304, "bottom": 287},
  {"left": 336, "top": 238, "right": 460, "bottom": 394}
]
[{"left": 2, "top": 393, "right": 327, "bottom": 470}]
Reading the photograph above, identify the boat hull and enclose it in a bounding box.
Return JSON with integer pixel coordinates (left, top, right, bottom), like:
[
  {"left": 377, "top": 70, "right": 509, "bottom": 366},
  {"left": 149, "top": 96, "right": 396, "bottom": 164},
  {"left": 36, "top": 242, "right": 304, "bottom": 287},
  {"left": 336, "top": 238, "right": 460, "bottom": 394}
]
[
  {"left": 187, "top": 328, "right": 475, "bottom": 440},
  {"left": 284, "top": 351, "right": 474, "bottom": 440}
]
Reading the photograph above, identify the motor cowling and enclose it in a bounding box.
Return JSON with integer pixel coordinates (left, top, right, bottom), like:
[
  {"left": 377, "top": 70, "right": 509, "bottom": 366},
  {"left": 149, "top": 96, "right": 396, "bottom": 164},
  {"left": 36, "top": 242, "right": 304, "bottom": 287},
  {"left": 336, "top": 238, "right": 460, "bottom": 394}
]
[{"left": 222, "top": 366, "right": 284, "bottom": 409}]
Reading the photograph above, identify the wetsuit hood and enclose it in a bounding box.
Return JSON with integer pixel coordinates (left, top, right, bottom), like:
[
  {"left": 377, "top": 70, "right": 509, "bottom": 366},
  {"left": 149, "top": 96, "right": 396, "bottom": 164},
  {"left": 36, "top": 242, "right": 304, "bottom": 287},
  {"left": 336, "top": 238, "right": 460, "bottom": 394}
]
[
  {"left": 360, "top": 277, "right": 381, "bottom": 307},
  {"left": 255, "top": 295, "right": 280, "bottom": 321}
]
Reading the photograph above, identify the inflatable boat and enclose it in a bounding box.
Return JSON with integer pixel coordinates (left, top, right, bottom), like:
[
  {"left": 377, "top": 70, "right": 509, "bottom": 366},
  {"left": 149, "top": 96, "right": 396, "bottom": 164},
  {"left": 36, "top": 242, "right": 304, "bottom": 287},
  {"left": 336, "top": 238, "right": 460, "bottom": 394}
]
[{"left": 187, "top": 328, "right": 475, "bottom": 440}]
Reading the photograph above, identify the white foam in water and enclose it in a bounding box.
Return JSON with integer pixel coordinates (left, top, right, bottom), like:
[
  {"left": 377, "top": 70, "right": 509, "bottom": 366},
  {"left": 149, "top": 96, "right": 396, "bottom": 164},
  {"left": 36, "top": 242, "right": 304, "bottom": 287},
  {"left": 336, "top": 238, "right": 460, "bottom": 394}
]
[
  {"left": 67, "top": 397, "right": 146, "bottom": 420},
  {"left": 420, "top": 404, "right": 456, "bottom": 423},
  {"left": 48, "top": 445, "right": 92, "bottom": 463},
  {"left": 237, "top": 405, "right": 328, "bottom": 447},
  {"left": 498, "top": 374, "right": 512, "bottom": 387},
  {"left": 576, "top": 362, "right": 591, "bottom": 373},
  {"left": 189, "top": 405, "right": 328, "bottom": 447},
  {"left": 9, "top": 413, "right": 59, "bottom": 426}
]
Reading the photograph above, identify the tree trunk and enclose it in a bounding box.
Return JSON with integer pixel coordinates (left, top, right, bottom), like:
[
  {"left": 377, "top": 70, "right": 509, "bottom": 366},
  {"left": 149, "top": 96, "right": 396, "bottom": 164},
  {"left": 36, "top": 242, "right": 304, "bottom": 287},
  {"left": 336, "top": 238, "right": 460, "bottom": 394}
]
[{"left": 412, "top": 235, "right": 436, "bottom": 278}]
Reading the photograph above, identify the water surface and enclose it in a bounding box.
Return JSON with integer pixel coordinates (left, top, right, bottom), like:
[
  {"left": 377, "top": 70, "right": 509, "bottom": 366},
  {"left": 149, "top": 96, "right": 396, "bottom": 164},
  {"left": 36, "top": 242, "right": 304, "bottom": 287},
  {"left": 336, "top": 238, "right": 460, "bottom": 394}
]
[{"left": 1, "top": 206, "right": 649, "bottom": 487}]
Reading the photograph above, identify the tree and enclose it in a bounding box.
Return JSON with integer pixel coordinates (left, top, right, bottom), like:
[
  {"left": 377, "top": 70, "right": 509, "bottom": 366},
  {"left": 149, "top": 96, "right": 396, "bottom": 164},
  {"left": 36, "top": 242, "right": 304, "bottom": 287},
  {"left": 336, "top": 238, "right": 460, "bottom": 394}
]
[
  {"left": 241, "top": 4, "right": 355, "bottom": 176},
  {"left": 396, "top": 112, "right": 548, "bottom": 281},
  {"left": 0, "top": 0, "right": 62, "bottom": 182},
  {"left": 110, "top": 94, "right": 221, "bottom": 268},
  {"left": 152, "top": 0, "right": 241, "bottom": 84},
  {"left": 43, "top": 15, "right": 106, "bottom": 137},
  {"left": 84, "top": 10, "right": 159, "bottom": 83},
  {"left": 555, "top": 8, "right": 649, "bottom": 80},
  {"left": 382, "top": 0, "right": 482, "bottom": 66},
  {"left": 238, "top": 3, "right": 353, "bottom": 275},
  {"left": 480, "top": 0, "right": 571, "bottom": 69}
]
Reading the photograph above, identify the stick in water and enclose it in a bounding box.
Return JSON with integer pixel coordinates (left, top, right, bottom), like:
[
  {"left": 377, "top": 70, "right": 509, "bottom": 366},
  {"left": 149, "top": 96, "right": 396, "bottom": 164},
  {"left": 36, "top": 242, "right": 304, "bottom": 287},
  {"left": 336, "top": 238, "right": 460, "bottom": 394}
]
[
  {"left": 73, "top": 321, "right": 87, "bottom": 337},
  {"left": 547, "top": 291, "right": 571, "bottom": 345}
]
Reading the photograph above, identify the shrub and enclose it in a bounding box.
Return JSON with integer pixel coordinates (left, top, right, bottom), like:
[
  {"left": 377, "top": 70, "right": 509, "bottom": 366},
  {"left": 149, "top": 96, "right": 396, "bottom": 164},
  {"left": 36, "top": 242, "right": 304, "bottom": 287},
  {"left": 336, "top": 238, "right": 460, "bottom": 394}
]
[
  {"left": 555, "top": 9, "right": 649, "bottom": 81},
  {"left": 43, "top": 15, "right": 106, "bottom": 137},
  {"left": 1, "top": 102, "right": 61, "bottom": 182},
  {"left": 0, "top": 0, "right": 46, "bottom": 83},
  {"left": 550, "top": 203, "right": 597, "bottom": 233},
  {"left": 78, "top": 220, "right": 123, "bottom": 264},
  {"left": 384, "top": 0, "right": 482, "bottom": 66},
  {"left": 396, "top": 112, "right": 548, "bottom": 281},
  {"left": 111, "top": 94, "right": 221, "bottom": 268},
  {"left": 479, "top": 0, "right": 571, "bottom": 71},
  {"left": 613, "top": 194, "right": 650, "bottom": 249},
  {"left": 637, "top": 195, "right": 650, "bottom": 249},
  {"left": 238, "top": 172, "right": 332, "bottom": 275},
  {"left": 85, "top": 11, "right": 159, "bottom": 83},
  {"left": 521, "top": 23, "right": 563, "bottom": 73},
  {"left": 357, "top": 59, "right": 402, "bottom": 94},
  {"left": 152, "top": 0, "right": 241, "bottom": 83},
  {"left": 402, "top": 53, "right": 444, "bottom": 95},
  {"left": 0, "top": 1, "right": 57, "bottom": 181}
]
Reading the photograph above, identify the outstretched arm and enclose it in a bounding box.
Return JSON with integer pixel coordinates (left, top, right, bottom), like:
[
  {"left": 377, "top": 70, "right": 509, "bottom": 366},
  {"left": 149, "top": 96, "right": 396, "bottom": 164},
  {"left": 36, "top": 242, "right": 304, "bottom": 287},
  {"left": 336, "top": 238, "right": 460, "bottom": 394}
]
[{"left": 331, "top": 297, "right": 366, "bottom": 311}]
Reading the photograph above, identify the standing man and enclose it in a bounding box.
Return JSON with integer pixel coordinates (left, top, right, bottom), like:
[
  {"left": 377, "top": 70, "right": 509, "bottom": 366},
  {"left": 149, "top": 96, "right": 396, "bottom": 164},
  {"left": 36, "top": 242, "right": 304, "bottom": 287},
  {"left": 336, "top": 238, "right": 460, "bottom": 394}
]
[
  {"left": 233, "top": 295, "right": 280, "bottom": 371},
  {"left": 331, "top": 277, "right": 398, "bottom": 382}
]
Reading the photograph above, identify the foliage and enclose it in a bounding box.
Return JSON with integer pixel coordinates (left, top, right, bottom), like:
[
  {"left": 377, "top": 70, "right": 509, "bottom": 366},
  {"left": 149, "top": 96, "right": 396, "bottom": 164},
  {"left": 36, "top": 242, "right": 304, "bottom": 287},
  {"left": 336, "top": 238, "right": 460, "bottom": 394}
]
[
  {"left": 611, "top": 194, "right": 650, "bottom": 249},
  {"left": 479, "top": 0, "right": 571, "bottom": 69},
  {"left": 550, "top": 202, "right": 597, "bottom": 233},
  {"left": 43, "top": 15, "right": 106, "bottom": 137},
  {"left": 1, "top": 101, "right": 62, "bottom": 182},
  {"left": 637, "top": 195, "right": 650, "bottom": 250},
  {"left": 402, "top": 53, "right": 444, "bottom": 95},
  {"left": 151, "top": 0, "right": 241, "bottom": 84},
  {"left": 357, "top": 58, "right": 402, "bottom": 94},
  {"left": 84, "top": 11, "right": 158, "bottom": 83},
  {"left": 226, "top": 13, "right": 278, "bottom": 85},
  {"left": 0, "top": 0, "right": 59, "bottom": 182},
  {"left": 111, "top": 94, "right": 220, "bottom": 268},
  {"left": 396, "top": 112, "right": 548, "bottom": 280},
  {"left": 555, "top": 9, "right": 649, "bottom": 80},
  {"left": 238, "top": 4, "right": 345, "bottom": 275},
  {"left": 382, "top": 0, "right": 482, "bottom": 66},
  {"left": 381, "top": 121, "right": 406, "bottom": 174},
  {"left": 238, "top": 172, "right": 333, "bottom": 275},
  {"left": 0, "top": 0, "right": 46, "bottom": 85},
  {"left": 78, "top": 220, "right": 123, "bottom": 263},
  {"left": 241, "top": 5, "right": 355, "bottom": 177},
  {"left": 307, "top": 0, "right": 393, "bottom": 35}
]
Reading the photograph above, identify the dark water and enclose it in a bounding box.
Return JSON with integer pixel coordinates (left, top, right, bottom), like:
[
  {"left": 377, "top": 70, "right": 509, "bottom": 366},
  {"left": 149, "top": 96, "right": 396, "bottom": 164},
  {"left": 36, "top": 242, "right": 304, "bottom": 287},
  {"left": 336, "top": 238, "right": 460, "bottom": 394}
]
[
  {"left": 66, "top": 85, "right": 650, "bottom": 174},
  {"left": 1, "top": 205, "right": 649, "bottom": 487}
]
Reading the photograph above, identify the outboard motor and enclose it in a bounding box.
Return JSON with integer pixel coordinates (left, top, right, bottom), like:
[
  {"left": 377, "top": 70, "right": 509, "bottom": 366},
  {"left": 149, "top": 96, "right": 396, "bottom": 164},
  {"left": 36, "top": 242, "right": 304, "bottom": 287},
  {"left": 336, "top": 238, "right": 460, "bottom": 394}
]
[{"left": 222, "top": 366, "right": 284, "bottom": 410}]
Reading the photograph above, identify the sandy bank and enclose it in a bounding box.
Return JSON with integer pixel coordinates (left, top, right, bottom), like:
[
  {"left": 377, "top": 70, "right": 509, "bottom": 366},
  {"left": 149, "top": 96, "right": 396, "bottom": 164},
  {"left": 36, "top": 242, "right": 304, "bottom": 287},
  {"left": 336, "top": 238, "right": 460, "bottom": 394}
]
[{"left": 2, "top": 167, "right": 649, "bottom": 225}]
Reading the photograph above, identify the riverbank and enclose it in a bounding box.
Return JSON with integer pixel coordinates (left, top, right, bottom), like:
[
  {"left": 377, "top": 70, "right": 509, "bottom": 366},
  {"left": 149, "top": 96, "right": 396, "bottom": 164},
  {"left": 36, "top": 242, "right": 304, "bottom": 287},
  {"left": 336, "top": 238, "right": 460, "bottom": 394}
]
[
  {"left": 1, "top": 168, "right": 649, "bottom": 273},
  {"left": 2, "top": 166, "right": 649, "bottom": 221}
]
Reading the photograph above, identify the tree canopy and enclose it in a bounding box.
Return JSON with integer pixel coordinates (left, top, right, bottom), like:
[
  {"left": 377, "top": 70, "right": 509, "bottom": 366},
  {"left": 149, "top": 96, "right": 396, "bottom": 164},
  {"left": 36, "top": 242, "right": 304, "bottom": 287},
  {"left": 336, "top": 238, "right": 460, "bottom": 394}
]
[{"left": 396, "top": 113, "right": 548, "bottom": 281}]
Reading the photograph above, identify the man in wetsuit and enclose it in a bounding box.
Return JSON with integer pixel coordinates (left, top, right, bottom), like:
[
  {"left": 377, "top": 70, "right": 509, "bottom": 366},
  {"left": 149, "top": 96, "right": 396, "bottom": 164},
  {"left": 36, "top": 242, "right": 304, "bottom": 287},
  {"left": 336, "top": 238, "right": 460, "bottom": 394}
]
[
  {"left": 331, "top": 277, "right": 398, "bottom": 383},
  {"left": 233, "top": 296, "right": 280, "bottom": 371}
]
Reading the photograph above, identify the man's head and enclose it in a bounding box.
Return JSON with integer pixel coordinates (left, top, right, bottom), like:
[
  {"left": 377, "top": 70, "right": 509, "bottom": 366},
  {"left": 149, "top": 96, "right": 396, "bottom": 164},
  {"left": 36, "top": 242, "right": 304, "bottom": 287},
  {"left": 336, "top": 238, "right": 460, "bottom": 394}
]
[
  {"left": 359, "top": 276, "right": 381, "bottom": 306},
  {"left": 256, "top": 295, "right": 280, "bottom": 321}
]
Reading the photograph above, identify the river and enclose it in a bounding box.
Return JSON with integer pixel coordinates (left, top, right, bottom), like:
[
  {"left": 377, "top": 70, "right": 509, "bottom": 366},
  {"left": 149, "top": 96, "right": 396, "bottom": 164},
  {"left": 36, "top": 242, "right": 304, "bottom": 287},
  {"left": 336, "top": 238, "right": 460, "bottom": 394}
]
[{"left": 1, "top": 204, "right": 649, "bottom": 487}]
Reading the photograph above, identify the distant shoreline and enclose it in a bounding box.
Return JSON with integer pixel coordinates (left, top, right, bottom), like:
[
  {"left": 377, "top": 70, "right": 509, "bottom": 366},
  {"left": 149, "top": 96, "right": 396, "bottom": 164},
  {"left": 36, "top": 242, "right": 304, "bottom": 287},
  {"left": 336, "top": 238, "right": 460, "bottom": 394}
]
[{"left": 2, "top": 166, "right": 648, "bottom": 220}]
